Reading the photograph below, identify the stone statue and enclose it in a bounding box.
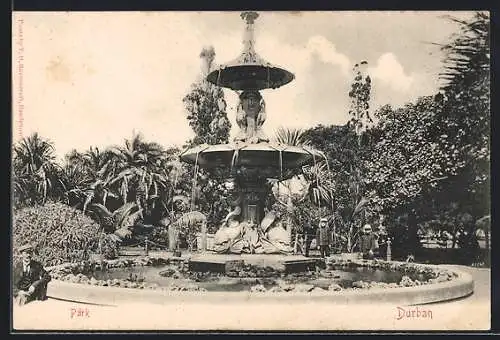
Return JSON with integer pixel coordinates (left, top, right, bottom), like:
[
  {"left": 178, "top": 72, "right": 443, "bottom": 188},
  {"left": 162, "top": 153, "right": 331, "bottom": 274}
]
[
  {"left": 212, "top": 201, "right": 243, "bottom": 253},
  {"left": 213, "top": 204, "right": 292, "bottom": 254},
  {"left": 235, "top": 90, "right": 269, "bottom": 144},
  {"left": 257, "top": 210, "right": 293, "bottom": 254}
]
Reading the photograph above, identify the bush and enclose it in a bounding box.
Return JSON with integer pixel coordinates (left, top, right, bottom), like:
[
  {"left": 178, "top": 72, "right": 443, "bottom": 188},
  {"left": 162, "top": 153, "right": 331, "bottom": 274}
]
[
  {"left": 98, "top": 233, "right": 120, "bottom": 260},
  {"left": 13, "top": 202, "right": 101, "bottom": 266}
]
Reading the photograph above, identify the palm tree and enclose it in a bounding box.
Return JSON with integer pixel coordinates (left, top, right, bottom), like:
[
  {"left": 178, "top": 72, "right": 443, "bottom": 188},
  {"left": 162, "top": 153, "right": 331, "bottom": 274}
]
[
  {"left": 64, "top": 147, "right": 119, "bottom": 212},
  {"left": 301, "top": 162, "right": 335, "bottom": 208},
  {"left": 89, "top": 202, "right": 143, "bottom": 240},
  {"left": 109, "top": 133, "right": 170, "bottom": 222},
  {"left": 439, "top": 12, "right": 489, "bottom": 92},
  {"left": 12, "top": 133, "right": 60, "bottom": 206},
  {"left": 57, "top": 162, "right": 92, "bottom": 208}
]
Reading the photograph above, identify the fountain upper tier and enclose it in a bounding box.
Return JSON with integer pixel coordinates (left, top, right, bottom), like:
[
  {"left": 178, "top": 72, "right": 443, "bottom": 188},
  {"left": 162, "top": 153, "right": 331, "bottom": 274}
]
[
  {"left": 181, "top": 12, "right": 325, "bottom": 180},
  {"left": 206, "top": 12, "right": 294, "bottom": 91},
  {"left": 180, "top": 142, "right": 325, "bottom": 180}
]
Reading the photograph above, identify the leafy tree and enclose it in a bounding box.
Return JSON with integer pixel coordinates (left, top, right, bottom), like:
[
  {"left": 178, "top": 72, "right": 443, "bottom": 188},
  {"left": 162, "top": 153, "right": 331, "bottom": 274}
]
[
  {"left": 302, "top": 59, "right": 375, "bottom": 252},
  {"left": 365, "top": 97, "right": 460, "bottom": 212},
  {"left": 181, "top": 47, "right": 233, "bottom": 232},
  {"left": 361, "top": 13, "right": 490, "bottom": 259},
  {"left": 348, "top": 61, "right": 372, "bottom": 145},
  {"left": 183, "top": 46, "right": 231, "bottom": 146}
]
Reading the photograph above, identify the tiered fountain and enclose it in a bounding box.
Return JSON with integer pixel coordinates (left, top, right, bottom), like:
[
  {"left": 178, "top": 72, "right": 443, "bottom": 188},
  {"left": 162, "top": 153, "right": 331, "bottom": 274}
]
[
  {"left": 180, "top": 11, "right": 324, "bottom": 272},
  {"left": 42, "top": 13, "right": 475, "bottom": 308}
]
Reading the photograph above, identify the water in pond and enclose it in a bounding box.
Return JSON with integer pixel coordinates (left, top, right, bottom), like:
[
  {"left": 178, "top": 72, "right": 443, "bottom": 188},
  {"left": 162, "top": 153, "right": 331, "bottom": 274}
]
[{"left": 91, "top": 264, "right": 431, "bottom": 292}]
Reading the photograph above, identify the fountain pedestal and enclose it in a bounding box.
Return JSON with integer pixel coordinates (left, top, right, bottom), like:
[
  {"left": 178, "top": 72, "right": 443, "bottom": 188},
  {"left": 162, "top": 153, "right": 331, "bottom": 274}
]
[{"left": 189, "top": 253, "right": 317, "bottom": 274}]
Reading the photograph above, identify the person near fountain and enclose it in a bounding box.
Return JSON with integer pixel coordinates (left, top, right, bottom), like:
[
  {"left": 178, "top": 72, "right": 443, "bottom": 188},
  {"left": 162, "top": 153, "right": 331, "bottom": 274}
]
[
  {"left": 303, "top": 219, "right": 316, "bottom": 257},
  {"left": 359, "top": 224, "right": 378, "bottom": 259},
  {"left": 316, "top": 218, "right": 332, "bottom": 258},
  {"left": 14, "top": 244, "right": 52, "bottom": 306}
]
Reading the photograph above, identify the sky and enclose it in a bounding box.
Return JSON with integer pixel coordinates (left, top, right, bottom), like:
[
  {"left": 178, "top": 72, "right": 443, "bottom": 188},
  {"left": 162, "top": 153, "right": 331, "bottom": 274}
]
[{"left": 12, "top": 11, "right": 477, "bottom": 161}]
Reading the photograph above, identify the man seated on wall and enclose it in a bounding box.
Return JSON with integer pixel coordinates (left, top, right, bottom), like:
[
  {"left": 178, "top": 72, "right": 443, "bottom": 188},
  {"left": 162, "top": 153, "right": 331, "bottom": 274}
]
[{"left": 14, "top": 244, "right": 52, "bottom": 306}]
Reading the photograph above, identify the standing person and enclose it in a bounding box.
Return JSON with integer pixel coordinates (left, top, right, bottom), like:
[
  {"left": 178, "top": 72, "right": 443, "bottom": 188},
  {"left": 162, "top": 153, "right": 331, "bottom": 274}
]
[
  {"left": 376, "top": 223, "right": 388, "bottom": 258},
  {"left": 359, "top": 224, "right": 378, "bottom": 259},
  {"left": 14, "top": 244, "right": 52, "bottom": 306},
  {"left": 303, "top": 219, "right": 316, "bottom": 257},
  {"left": 327, "top": 215, "right": 338, "bottom": 255},
  {"left": 316, "top": 218, "right": 332, "bottom": 258}
]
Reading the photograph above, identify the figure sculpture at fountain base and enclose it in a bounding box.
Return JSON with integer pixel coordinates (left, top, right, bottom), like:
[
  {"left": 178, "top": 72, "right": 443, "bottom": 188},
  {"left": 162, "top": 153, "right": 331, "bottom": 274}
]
[{"left": 213, "top": 208, "right": 292, "bottom": 254}]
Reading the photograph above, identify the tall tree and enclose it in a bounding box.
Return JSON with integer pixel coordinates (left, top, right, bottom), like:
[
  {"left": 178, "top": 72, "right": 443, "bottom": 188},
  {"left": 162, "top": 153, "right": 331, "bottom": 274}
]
[
  {"left": 364, "top": 95, "right": 471, "bottom": 256},
  {"left": 344, "top": 60, "right": 374, "bottom": 250},
  {"left": 181, "top": 47, "right": 233, "bottom": 232},
  {"left": 183, "top": 46, "right": 231, "bottom": 146},
  {"left": 348, "top": 61, "right": 372, "bottom": 146},
  {"left": 302, "top": 124, "right": 374, "bottom": 252},
  {"left": 109, "top": 133, "right": 170, "bottom": 224},
  {"left": 63, "top": 147, "right": 119, "bottom": 212},
  {"left": 438, "top": 12, "right": 490, "bottom": 219}
]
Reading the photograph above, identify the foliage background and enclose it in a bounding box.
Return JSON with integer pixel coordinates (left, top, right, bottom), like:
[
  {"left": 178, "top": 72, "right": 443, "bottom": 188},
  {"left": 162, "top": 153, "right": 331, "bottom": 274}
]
[{"left": 11, "top": 13, "right": 490, "bottom": 264}]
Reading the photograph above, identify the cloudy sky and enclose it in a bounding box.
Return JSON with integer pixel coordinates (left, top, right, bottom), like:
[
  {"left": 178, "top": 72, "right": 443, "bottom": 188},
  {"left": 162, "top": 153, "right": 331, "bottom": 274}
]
[{"left": 12, "top": 11, "right": 476, "bottom": 161}]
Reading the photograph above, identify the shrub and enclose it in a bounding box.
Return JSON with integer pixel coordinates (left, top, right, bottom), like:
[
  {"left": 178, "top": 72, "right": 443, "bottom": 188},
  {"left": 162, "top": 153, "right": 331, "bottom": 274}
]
[
  {"left": 98, "top": 233, "right": 120, "bottom": 260},
  {"left": 13, "top": 202, "right": 101, "bottom": 266}
]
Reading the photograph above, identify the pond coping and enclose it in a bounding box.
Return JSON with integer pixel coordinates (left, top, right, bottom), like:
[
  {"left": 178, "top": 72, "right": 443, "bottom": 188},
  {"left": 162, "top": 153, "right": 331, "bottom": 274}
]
[{"left": 45, "top": 256, "right": 474, "bottom": 307}]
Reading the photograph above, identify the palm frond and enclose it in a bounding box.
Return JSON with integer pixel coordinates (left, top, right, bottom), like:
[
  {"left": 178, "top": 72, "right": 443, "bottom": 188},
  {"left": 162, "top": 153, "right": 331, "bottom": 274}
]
[
  {"left": 274, "top": 127, "right": 307, "bottom": 146},
  {"left": 114, "top": 202, "right": 140, "bottom": 229},
  {"left": 89, "top": 203, "right": 113, "bottom": 218}
]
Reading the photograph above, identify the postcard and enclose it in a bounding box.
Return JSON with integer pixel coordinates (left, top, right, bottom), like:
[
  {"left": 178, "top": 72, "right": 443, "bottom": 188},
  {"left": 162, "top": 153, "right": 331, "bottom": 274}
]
[{"left": 11, "top": 10, "right": 491, "bottom": 331}]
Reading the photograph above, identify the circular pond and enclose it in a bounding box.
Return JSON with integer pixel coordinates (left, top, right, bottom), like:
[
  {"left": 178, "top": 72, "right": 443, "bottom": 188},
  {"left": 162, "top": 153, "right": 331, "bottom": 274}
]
[
  {"left": 86, "top": 261, "right": 433, "bottom": 292},
  {"left": 45, "top": 255, "right": 473, "bottom": 306}
]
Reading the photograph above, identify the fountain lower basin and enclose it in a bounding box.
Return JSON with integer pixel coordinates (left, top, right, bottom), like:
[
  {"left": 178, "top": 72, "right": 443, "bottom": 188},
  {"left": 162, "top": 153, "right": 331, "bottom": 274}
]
[{"left": 45, "top": 255, "right": 474, "bottom": 306}]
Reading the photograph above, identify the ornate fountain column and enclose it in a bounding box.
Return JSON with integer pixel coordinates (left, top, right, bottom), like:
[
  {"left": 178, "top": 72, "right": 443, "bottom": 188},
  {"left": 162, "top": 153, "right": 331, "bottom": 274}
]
[
  {"left": 233, "top": 167, "right": 269, "bottom": 225},
  {"left": 181, "top": 12, "right": 321, "bottom": 254}
]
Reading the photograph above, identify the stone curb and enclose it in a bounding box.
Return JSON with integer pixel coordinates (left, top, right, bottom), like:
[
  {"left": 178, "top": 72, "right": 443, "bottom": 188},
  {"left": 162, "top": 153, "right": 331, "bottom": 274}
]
[{"left": 45, "top": 259, "right": 474, "bottom": 307}]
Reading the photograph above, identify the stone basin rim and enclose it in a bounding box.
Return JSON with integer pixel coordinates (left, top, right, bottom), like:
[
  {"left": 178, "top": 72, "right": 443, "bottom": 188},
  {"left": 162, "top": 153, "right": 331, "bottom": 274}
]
[
  {"left": 45, "top": 261, "right": 474, "bottom": 307},
  {"left": 179, "top": 143, "right": 326, "bottom": 163}
]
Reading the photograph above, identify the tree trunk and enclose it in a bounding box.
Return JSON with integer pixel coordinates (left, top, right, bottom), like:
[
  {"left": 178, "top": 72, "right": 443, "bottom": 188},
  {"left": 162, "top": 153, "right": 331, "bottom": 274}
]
[
  {"left": 286, "top": 196, "right": 293, "bottom": 245},
  {"left": 408, "top": 210, "right": 419, "bottom": 255},
  {"left": 485, "top": 229, "right": 490, "bottom": 250},
  {"left": 347, "top": 224, "right": 353, "bottom": 252},
  {"left": 199, "top": 222, "right": 207, "bottom": 252},
  {"left": 451, "top": 225, "right": 458, "bottom": 249},
  {"left": 168, "top": 224, "right": 178, "bottom": 251}
]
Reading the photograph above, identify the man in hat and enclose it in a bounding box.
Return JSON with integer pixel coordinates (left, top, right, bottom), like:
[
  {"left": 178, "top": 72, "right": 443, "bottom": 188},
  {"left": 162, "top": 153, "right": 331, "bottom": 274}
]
[
  {"left": 316, "top": 218, "right": 332, "bottom": 258},
  {"left": 359, "top": 224, "right": 378, "bottom": 259},
  {"left": 15, "top": 244, "right": 51, "bottom": 306}
]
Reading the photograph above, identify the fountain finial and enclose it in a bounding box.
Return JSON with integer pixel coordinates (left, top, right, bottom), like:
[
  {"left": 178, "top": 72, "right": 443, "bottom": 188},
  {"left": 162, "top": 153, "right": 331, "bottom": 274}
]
[
  {"left": 206, "top": 11, "right": 294, "bottom": 90},
  {"left": 200, "top": 46, "right": 216, "bottom": 76},
  {"left": 241, "top": 11, "right": 259, "bottom": 24}
]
